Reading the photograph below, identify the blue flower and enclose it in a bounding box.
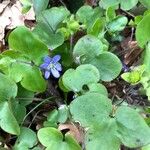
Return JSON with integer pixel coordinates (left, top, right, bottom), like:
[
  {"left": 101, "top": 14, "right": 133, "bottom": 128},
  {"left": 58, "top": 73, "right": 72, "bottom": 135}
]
[{"left": 40, "top": 55, "right": 62, "bottom": 79}]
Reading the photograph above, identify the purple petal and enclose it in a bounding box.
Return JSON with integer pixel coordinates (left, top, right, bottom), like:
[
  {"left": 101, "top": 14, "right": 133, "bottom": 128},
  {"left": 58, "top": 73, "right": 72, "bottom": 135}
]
[
  {"left": 44, "top": 56, "right": 52, "bottom": 63},
  {"left": 40, "top": 63, "right": 49, "bottom": 69},
  {"left": 51, "top": 68, "right": 60, "bottom": 78},
  {"left": 44, "top": 71, "right": 50, "bottom": 79},
  {"left": 55, "top": 63, "right": 62, "bottom": 71},
  {"left": 52, "top": 55, "right": 61, "bottom": 63}
]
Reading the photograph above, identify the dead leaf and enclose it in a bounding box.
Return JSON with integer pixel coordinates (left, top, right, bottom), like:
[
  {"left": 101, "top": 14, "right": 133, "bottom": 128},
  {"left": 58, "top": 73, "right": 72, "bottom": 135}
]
[
  {"left": 0, "top": 0, "right": 35, "bottom": 41},
  {"left": 59, "top": 123, "right": 84, "bottom": 144}
]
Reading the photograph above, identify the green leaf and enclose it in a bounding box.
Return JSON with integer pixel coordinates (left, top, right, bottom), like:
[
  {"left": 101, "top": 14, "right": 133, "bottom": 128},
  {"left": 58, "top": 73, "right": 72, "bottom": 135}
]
[
  {"left": 0, "top": 101, "right": 20, "bottom": 135},
  {"left": 20, "top": 0, "right": 32, "bottom": 14},
  {"left": 33, "top": 7, "right": 70, "bottom": 49},
  {"left": 14, "top": 127, "right": 37, "bottom": 150},
  {"left": 73, "top": 35, "right": 122, "bottom": 81},
  {"left": 73, "top": 35, "right": 104, "bottom": 62},
  {"left": 0, "top": 73, "right": 17, "bottom": 101},
  {"left": 38, "top": 127, "right": 81, "bottom": 150},
  {"left": 33, "top": 23, "right": 64, "bottom": 50},
  {"left": 57, "top": 105, "right": 69, "bottom": 123},
  {"left": 142, "top": 144, "right": 150, "bottom": 150},
  {"left": 8, "top": 62, "right": 46, "bottom": 92},
  {"left": 120, "top": 0, "right": 138, "bottom": 10},
  {"left": 107, "top": 16, "right": 128, "bottom": 33},
  {"left": 9, "top": 26, "right": 49, "bottom": 65},
  {"left": 70, "top": 92, "right": 112, "bottom": 127},
  {"left": 32, "top": 0, "right": 49, "bottom": 16},
  {"left": 144, "top": 42, "right": 150, "bottom": 71},
  {"left": 62, "top": 64, "right": 100, "bottom": 92},
  {"left": 85, "top": 119, "right": 120, "bottom": 150},
  {"left": 116, "top": 106, "right": 150, "bottom": 148},
  {"left": 17, "top": 84, "right": 34, "bottom": 106},
  {"left": 139, "top": 0, "right": 150, "bottom": 9},
  {"left": 136, "top": 13, "right": 150, "bottom": 48},
  {"left": 76, "top": 6, "right": 104, "bottom": 32},
  {"left": 88, "top": 83, "right": 108, "bottom": 96},
  {"left": 90, "top": 52, "right": 122, "bottom": 81},
  {"left": 11, "top": 99, "right": 26, "bottom": 123},
  {"left": 99, "top": 0, "right": 119, "bottom": 9}
]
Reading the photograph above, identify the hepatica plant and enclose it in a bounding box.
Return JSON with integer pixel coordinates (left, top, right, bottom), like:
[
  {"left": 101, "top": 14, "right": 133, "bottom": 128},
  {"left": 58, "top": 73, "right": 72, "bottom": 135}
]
[{"left": 0, "top": 0, "right": 150, "bottom": 150}]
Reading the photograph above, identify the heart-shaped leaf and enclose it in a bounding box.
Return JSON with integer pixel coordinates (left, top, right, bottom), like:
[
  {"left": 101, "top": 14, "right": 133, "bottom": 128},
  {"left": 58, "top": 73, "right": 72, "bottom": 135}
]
[
  {"left": 62, "top": 64, "right": 100, "bottom": 92},
  {"left": 33, "top": 7, "right": 70, "bottom": 49},
  {"left": 85, "top": 119, "right": 120, "bottom": 150},
  {"left": 9, "top": 26, "right": 49, "bottom": 65},
  {"left": 70, "top": 92, "right": 112, "bottom": 127},
  {"left": 116, "top": 106, "right": 150, "bottom": 148},
  {"left": 14, "top": 127, "right": 37, "bottom": 150},
  {"left": 0, "top": 101, "right": 20, "bottom": 135},
  {"left": 38, "top": 127, "right": 81, "bottom": 150},
  {"left": 73, "top": 35, "right": 122, "bottom": 81},
  {"left": 8, "top": 62, "right": 46, "bottom": 92},
  {"left": 0, "top": 73, "right": 17, "bottom": 101}
]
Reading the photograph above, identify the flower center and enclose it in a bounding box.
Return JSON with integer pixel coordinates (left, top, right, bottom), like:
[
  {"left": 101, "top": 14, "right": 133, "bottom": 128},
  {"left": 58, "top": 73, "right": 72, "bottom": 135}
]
[{"left": 47, "top": 63, "right": 55, "bottom": 70}]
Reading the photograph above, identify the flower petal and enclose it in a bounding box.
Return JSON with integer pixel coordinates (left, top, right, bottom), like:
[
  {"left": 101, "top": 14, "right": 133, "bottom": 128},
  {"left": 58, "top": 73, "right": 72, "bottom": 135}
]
[
  {"left": 55, "top": 63, "right": 62, "bottom": 71},
  {"left": 52, "top": 55, "right": 61, "bottom": 63},
  {"left": 44, "top": 56, "right": 52, "bottom": 63},
  {"left": 40, "top": 63, "right": 49, "bottom": 69},
  {"left": 44, "top": 71, "right": 50, "bottom": 79},
  {"left": 51, "top": 68, "right": 60, "bottom": 78}
]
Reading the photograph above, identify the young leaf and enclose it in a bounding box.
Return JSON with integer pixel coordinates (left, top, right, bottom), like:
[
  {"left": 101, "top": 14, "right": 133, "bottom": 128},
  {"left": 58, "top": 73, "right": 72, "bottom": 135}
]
[
  {"left": 116, "top": 106, "right": 150, "bottom": 148},
  {"left": 0, "top": 102, "right": 20, "bottom": 135},
  {"left": 62, "top": 64, "right": 100, "bottom": 92},
  {"left": 38, "top": 127, "right": 81, "bottom": 150},
  {"left": 9, "top": 26, "right": 49, "bottom": 65},
  {"left": 70, "top": 93, "right": 112, "bottom": 127}
]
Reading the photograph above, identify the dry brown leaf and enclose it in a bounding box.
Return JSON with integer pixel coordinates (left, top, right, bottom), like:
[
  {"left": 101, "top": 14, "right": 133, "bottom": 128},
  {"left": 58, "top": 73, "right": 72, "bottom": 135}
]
[
  {"left": 0, "top": 0, "right": 35, "bottom": 41},
  {"left": 59, "top": 123, "right": 84, "bottom": 144}
]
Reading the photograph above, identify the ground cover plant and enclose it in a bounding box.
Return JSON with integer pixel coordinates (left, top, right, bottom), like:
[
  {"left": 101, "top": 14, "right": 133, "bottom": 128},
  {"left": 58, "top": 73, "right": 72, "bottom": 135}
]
[{"left": 0, "top": 0, "right": 150, "bottom": 149}]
